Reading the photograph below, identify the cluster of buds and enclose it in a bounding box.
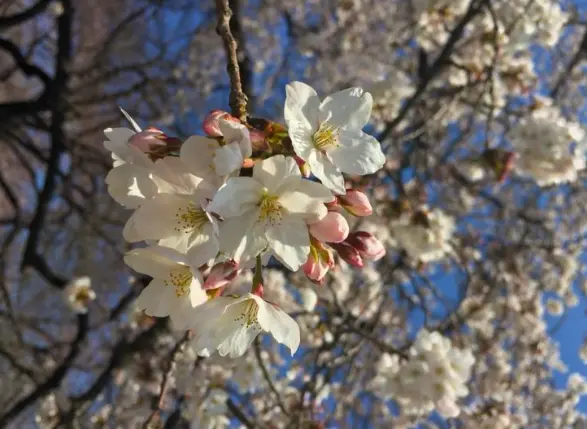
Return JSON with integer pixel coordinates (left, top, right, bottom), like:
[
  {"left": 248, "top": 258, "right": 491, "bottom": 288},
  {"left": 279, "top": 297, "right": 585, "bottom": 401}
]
[{"left": 303, "top": 189, "right": 385, "bottom": 284}]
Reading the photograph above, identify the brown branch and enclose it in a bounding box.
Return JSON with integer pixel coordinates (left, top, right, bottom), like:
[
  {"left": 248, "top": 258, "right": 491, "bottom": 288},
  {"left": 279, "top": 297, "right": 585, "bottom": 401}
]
[
  {"left": 215, "top": 0, "right": 248, "bottom": 122},
  {"left": 0, "top": 314, "right": 89, "bottom": 428},
  {"left": 142, "top": 332, "right": 191, "bottom": 429}
]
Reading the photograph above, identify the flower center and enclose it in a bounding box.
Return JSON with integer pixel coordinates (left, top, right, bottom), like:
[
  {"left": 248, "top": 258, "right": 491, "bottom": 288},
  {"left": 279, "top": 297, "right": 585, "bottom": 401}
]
[
  {"left": 313, "top": 122, "right": 339, "bottom": 151},
  {"left": 164, "top": 266, "right": 192, "bottom": 297},
  {"left": 74, "top": 287, "right": 94, "bottom": 306},
  {"left": 174, "top": 203, "right": 209, "bottom": 233},
  {"left": 234, "top": 300, "right": 259, "bottom": 327},
  {"left": 258, "top": 191, "right": 282, "bottom": 225}
]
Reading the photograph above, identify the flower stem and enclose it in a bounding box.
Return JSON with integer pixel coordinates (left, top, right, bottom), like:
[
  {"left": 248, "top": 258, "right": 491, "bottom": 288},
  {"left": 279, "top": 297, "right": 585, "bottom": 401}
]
[{"left": 251, "top": 255, "right": 264, "bottom": 296}]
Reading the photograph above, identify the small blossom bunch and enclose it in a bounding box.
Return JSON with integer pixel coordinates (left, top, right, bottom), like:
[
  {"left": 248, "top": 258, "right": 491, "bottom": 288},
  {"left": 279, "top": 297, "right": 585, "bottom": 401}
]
[
  {"left": 371, "top": 330, "right": 475, "bottom": 418},
  {"left": 103, "top": 82, "right": 386, "bottom": 359},
  {"left": 389, "top": 206, "right": 455, "bottom": 263},
  {"left": 509, "top": 101, "right": 586, "bottom": 186},
  {"left": 63, "top": 276, "right": 95, "bottom": 314}
]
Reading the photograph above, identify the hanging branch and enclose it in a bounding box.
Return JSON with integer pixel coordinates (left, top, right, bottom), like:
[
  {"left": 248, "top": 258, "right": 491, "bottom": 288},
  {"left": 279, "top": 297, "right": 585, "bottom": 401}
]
[{"left": 215, "top": 0, "right": 248, "bottom": 123}]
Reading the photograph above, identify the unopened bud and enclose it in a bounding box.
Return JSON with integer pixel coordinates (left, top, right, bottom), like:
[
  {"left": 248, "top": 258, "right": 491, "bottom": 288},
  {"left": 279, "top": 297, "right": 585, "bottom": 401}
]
[
  {"left": 249, "top": 129, "right": 271, "bottom": 152},
  {"left": 128, "top": 128, "right": 165, "bottom": 153},
  {"left": 338, "top": 190, "right": 373, "bottom": 216},
  {"left": 203, "top": 110, "right": 240, "bottom": 137},
  {"left": 330, "top": 242, "right": 364, "bottom": 268},
  {"left": 309, "top": 212, "right": 349, "bottom": 243},
  {"left": 242, "top": 158, "right": 255, "bottom": 168},
  {"left": 346, "top": 231, "right": 386, "bottom": 261},
  {"left": 203, "top": 260, "right": 239, "bottom": 290},
  {"left": 303, "top": 240, "right": 335, "bottom": 284}
]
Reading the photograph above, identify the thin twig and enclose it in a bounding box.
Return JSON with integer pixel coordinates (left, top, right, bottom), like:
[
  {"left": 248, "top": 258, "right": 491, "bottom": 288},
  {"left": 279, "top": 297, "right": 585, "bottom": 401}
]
[
  {"left": 215, "top": 0, "right": 248, "bottom": 122},
  {"left": 142, "top": 332, "right": 191, "bottom": 429}
]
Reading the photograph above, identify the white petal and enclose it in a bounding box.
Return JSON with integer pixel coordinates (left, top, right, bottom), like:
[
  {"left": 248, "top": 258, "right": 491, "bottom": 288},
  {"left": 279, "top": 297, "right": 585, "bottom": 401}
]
[
  {"left": 214, "top": 142, "right": 244, "bottom": 176},
  {"left": 217, "top": 316, "right": 262, "bottom": 357},
  {"left": 218, "top": 120, "right": 252, "bottom": 158},
  {"left": 124, "top": 245, "right": 185, "bottom": 278},
  {"left": 207, "top": 177, "right": 261, "bottom": 218},
  {"left": 319, "top": 87, "right": 373, "bottom": 129},
  {"left": 266, "top": 217, "right": 310, "bottom": 271},
  {"left": 255, "top": 296, "right": 300, "bottom": 355},
  {"left": 105, "top": 164, "right": 157, "bottom": 208},
  {"left": 130, "top": 194, "right": 197, "bottom": 243},
  {"left": 152, "top": 157, "right": 213, "bottom": 198},
  {"left": 189, "top": 297, "right": 242, "bottom": 354},
  {"left": 185, "top": 225, "right": 220, "bottom": 267},
  {"left": 135, "top": 279, "right": 176, "bottom": 317},
  {"left": 218, "top": 213, "right": 268, "bottom": 263},
  {"left": 307, "top": 150, "right": 346, "bottom": 194},
  {"left": 104, "top": 133, "right": 152, "bottom": 168},
  {"left": 279, "top": 188, "right": 328, "bottom": 222},
  {"left": 284, "top": 81, "right": 321, "bottom": 129},
  {"left": 329, "top": 129, "right": 385, "bottom": 175},
  {"left": 122, "top": 211, "right": 142, "bottom": 242},
  {"left": 180, "top": 135, "right": 220, "bottom": 180},
  {"left": 288, "top": 121, "right": 315, "bottom": 162},
  {"left": 253, "top": 155, "right": 300, "bottom": 192},
  {"left": 104, "top": 127, "right": 135, "bottom": 145}
]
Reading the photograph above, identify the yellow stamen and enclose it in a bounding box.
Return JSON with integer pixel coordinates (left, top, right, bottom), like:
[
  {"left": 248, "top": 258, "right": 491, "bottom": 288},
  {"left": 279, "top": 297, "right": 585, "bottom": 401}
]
[
  {"left": 234, "top": 300, "right": 259, "bottom": 327},
  {"left": 174, "top": 203, "right": 209, "bottom": 233},
  {"left": 164, "top": 266, "right": 192, "bottom": 297},
  {"left": 313, "top": 122, "right": 339, "bottom": 151},
  {"left": 258, "top": 190, "right": 282, "bottom": 225}
]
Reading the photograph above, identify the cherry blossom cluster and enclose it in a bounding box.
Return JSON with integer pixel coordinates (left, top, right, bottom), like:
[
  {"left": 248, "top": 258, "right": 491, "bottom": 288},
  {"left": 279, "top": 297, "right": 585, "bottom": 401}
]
[
  {"left": 102, "top": 82, "right": 386, "bottom": 359},
  {"left": 509, "top": 97, "right": 587, "bottom": 186},
  {"left": 371, "top": 330, "right": 475, "bottom": 419}
]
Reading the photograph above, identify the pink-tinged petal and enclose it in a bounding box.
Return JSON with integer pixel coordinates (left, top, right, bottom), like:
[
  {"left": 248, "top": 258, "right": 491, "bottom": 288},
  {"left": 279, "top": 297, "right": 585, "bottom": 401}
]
[
  {"left": 203, "top": 260, "right": 239, "bottom": 290},
  {"left": 339, "top": 190, "right": 373, "bottom": 216},
  {"left": 309, "top": 211, "right": 349, "bottom": 243},
  {"left": 330, "top": 242, "right": 364, "bottom": 267},
  {"left": 346, "top": 231, "right": 386, "bottom": 261}
]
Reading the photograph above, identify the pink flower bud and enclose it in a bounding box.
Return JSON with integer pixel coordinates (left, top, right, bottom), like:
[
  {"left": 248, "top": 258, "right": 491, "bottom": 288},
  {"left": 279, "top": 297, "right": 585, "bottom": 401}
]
[
  {"left": 128, "top": 128, "right": 165, "bottom": 153},
  {"left": 294, "top": 156, "right": 312, "bottom": 178},
  {"left": 330, "top": 242, "right": 364, "bottom": 268},
  {"left": 249, "top": 129, "right": 271, "bottom": 152},
  {"left": 303, "top": 241, "right": 334, "bottom": 284},
  {"left": 203, "top": 260, "right": 239, "bottom": 290},
  {"left": 338, "top": 190, "right": 373, "bottom": 217},
  {"left": 203, "top": 110, "right": 240, "bottom": 137},
  {"left": 346, "top": 231, "right": 386, "bottom": 261},
  {"left": 309, "top": 212, "right": 349, "bottom": 243}
]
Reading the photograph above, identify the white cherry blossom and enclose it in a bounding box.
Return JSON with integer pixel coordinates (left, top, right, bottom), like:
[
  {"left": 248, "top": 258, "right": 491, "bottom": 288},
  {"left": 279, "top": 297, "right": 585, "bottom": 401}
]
[
  {"left": 181, "top": 118, "right": 252, "bottom": 180},
  {"left": 123, "top": 156, "right": 219, "bottom": 258},
  {"left": 124, "top": 245, "right": 207, "bottom": 330},
  {"left": 284, "top": 81, "right": 386, "bottom": 194},
  {"left": 208, "top": 155, "right": 334, "bottom": 271},
  {"left": 189, "top": 293, "right": 300, "bottom": 358}
]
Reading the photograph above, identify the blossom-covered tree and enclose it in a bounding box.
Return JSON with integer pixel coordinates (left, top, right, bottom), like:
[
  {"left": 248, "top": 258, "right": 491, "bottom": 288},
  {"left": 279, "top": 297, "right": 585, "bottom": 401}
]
[{"left": 1, "top": 0, "right": 587, "bottom": 428}]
